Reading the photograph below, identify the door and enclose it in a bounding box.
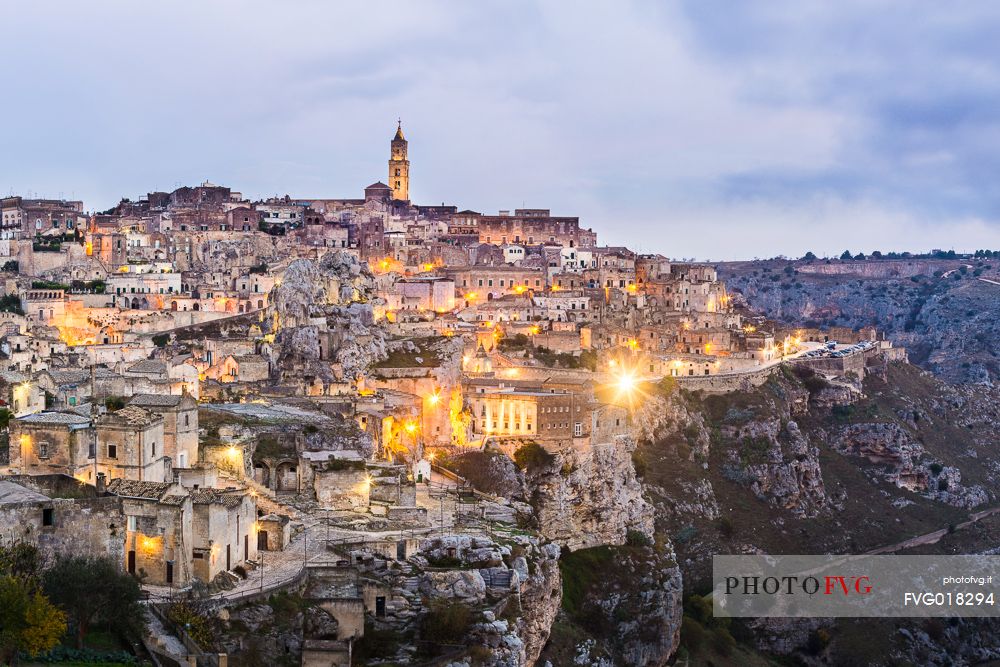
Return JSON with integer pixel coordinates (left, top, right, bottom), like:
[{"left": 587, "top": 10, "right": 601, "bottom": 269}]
[
  {"left": 166, "top": 561, "right": 174, "bottom": 584},
  {"left": 258, "top": 530, "right": 268, "bottom": 551},
  {"left": 226, "top": 545, "right": 231, "bottom": 571},
  {"left": 375, "top": 596, "right": 386, "bottom": 618},
  {"left": 127, "top": 550, "right": 136, "bottom": 574},
  {"left": 244, "top": 534, "right": 249, "bottom": 560},
  {"left": 396, "top": 540, "right": 406, "bottom": 561}
]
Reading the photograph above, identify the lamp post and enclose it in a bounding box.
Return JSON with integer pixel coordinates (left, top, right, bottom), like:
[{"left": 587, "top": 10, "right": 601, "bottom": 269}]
[{"left": 259, "top": 551, "right": 264, "bottom": 592}]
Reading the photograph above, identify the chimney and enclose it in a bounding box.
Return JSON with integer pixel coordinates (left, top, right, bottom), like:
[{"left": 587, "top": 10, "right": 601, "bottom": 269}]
[{"left": 96, "top": 472, "right": 107, "bottom": 495}]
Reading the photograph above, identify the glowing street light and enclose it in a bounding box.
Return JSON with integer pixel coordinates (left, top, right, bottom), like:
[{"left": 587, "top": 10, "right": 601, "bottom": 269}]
[
  {"left": 616, "top": 370, "right": 637, "bottom": 394},
  {"left": 428, "top": 392, "right": 441, "bottom": 406}
]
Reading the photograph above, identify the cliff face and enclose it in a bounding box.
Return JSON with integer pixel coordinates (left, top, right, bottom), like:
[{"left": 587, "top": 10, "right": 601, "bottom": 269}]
[
  {"left": 719, "top": 257, "right": 1000, "bottom": 384},
  {"left": 521, "top": 438, "right": 654, "bottom": 550},
  {"left": 508, "top": 432, "right": 681, "bottom": 665},
  {"left": 634, "top": 361, "right": 1000, "bottom": 664}
]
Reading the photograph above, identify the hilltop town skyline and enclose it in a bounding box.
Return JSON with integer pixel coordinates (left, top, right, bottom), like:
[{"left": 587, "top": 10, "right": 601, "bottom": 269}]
[{"left": 7, "top": 1, "right": 1000, "bottom": 259}]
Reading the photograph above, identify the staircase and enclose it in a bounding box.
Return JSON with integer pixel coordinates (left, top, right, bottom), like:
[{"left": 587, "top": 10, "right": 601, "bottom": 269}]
[{"left": 481, "top": 567, "right": 514, "bottom": 591}]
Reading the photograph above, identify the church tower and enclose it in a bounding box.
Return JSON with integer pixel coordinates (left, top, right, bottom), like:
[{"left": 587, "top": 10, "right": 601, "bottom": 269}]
[{"left": 389, "top": 120, "right": 409, "bottom": 201}]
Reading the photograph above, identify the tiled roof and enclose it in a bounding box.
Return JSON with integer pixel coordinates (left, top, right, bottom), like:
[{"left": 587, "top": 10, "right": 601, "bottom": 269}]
[
  {"left": 0, "top": 480, "right": 51, "bottom": 505},
  {"left": 129, "top": 393, "right": 184, "bottom": 408},
  {"left": 106, "top": 478, "right": 173, "bottom": 500},
  {"left": 126, "top": 360, "right": 168, "bottom": 375},
  {"left": 99, "top": 405, "right": 161, "bottom": 428},
  {"left": 18, "top": 411, "right": 91, "bottom": 427},
  {"left": 191, "top": 489, "right": 247, "bottom": 508}
]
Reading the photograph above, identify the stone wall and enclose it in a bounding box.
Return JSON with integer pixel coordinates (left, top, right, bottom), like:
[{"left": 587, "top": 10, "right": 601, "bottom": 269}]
[{"left": 0, "top": 494, "right": 125, "bottom": 566}]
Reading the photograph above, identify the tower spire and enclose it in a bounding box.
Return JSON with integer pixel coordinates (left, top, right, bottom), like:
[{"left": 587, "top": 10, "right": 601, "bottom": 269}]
[{"left": 389, "top": 119, "right": 409, "bottom": 200}]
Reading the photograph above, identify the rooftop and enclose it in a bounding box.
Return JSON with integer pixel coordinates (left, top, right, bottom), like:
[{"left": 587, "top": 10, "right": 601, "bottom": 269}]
[{"left": 0, "top": 480, "right": 51, "bottom": 505}]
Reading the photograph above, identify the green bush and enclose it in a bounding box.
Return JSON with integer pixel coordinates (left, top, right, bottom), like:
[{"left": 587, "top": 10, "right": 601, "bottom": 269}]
[
  {"left": 680, "top": 615, "right": 705, "bottom": 652},
  {"left": 513, "top": 442, "right": 555, "bottom": 472},
  {"left": 625, "top": 530, "right": 652, "bottom": 547},
  {"left": 631, "top": 449, "right": 647, "bottom": 477},
  {"left": 421, "top": 600, "right": 471, "bottom": 643}
]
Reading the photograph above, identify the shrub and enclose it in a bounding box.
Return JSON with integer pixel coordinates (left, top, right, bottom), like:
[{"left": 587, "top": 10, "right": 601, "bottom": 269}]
[
  {"left": 513, "top": 442, "right": 555, "bottom": 472},
  {"left": 0, "top": 294, "right": 24, "bottom": 315},
  {"left": 681, "top": 615, "right": 705, "bottom": 652},
  {"left": 421, "top": 600, "right": 471, "bottom": 643},
  {"left": 631, "top": 449, "right": 647, "bottom": 477},
  {"left": 716, "top": 516, "right": 735, "bottom": 538},
  {"left": 929, "top": 463, "right": 943, "bottom": 476},
  {"left": 152, "top": 333, "right": 170, "bottom": 348},
  {"left": 807, "top": 628, "right": 831, "bottom": 654},
  {"left": 232, "top": 565, "right": 247, "bottom": 579},
  {"left": 104, "top": 396, "right": 126, "bottom": 411},
  {"left": 625, "top": 530, "right": 652, "bottom": 547}
]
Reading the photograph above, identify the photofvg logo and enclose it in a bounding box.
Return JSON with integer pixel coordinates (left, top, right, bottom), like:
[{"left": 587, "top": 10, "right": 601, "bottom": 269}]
[
  {"left": 723, "top": 574, "right": 872, "bottom": 596},
  {"left": 713, "top": 555, "right": 1000, "bottom": 618}
]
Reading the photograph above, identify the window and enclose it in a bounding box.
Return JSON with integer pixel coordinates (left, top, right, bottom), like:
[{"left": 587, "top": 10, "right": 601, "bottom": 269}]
[
  {"left": 151, "top": 442, "right": 156, "bottom": 456},
  {"left": 42, "top": 508, "right": 54, "bottom": 526},
  {"left": 108, "top": 444, "right": 117, "bottom": 459},
  {"left": 574, "top": 422, "right": 583, "bottom": 437},
  {"left": 127, "top": 516, "right": 137, "bottom": 531},
  {"left": 38, "top": 443, "right": 49, "bottom": 459}
]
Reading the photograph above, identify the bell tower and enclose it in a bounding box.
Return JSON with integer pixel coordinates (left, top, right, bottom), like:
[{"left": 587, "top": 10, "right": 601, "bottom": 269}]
[{"left": 389, "top": 119, "right": 409, "bottom": 201}]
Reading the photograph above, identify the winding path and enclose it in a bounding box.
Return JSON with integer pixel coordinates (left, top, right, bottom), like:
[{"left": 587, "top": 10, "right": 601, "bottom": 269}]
[{"left": 864, "top": 505, "right": 1000, "bottom": 555}]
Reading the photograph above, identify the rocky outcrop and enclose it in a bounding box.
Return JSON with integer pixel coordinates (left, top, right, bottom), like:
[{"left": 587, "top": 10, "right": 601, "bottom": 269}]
[
  {"left": 267, "top": 251, "right": 387, "bottom": 387},
  {"left": 521, "top": 438, "right": 654, "bottom": 550},
  {"left": 722, "top": 418, "right": 829, "bottom": 518},
  {"left": 515, "top": 542, "right": 562, "bottom": 665},
  {"left": 828, "top": 422, "right": 988, "bottom": 508},
  {"left": 541, "top": 545, "right": 683, "bottom": 667},
  {"left": 721, "top": 257, "right": 1000, "bottom": 384}
]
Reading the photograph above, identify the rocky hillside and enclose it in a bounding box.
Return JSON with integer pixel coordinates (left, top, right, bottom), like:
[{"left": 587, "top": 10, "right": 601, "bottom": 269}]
[
  {"left": 719, "top": 257, "right": 1000, "bottom": 384},
  {"left": 632, "top": 360, "right": 1000, "bottom": 665}
]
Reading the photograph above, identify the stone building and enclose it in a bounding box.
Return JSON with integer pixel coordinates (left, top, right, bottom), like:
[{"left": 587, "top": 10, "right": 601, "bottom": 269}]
[
  {"left": 464, "top": 378, "right": 593, "bottom": 441},
  {"left": 388, "top": 121, "right": 409, "bottom": 202},
  {"left": 95, "top": 406, "right": 169, "bottom": 482},
  {"left": 0, "top": 475, "right": 124, "bottom": 565},
  {"left": 190, "top": 488, "right": 258, "bottom": 581},
  {"left": 107, "top": 478, "right": 192, "bottom": 586},
  {"left": 478, "top": 209, "right": 596, "bottom": 249},
  {"left": 9, "top": 411, "right": 93, "bottom": 479},
  {"left": 128, "top": 392, "right": 199, "bottom": 470}
]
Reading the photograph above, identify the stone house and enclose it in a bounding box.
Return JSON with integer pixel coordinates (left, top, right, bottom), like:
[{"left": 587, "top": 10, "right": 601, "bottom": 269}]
[
  {"left": 0, "top": 371, "right": 44, "bottom": 417},
  {"left": 0, "top": 475, "right": 124, "bottom": 565},
  {"left": 9, "top": 411, "right": 93, "bottom": 479},
  {"left": 127, "top": 392, "right": 198, "bottom": 469},
  {"left": 106, "top": 478, "right": 192, "bottom": 586},
  {"left": 190, "top": 488, "right": 258, "bottom": 582},
  {"left": 96, "top": 406, "right": 169, "bottom": 482}
]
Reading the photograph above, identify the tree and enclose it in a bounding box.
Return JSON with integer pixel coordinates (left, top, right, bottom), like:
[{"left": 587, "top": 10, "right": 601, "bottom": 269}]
[
  {"left": 42, "top": 557, "right": 144, "bottom": 649},
  {"left": 0, "top": 576, "right": 66, "bottom": 664},
  {"left": 840, "top": 250, "right": 853, "bottom": 260},
  {"left": 802, "top": 251, "right": 817, "bottom": 260},
  {"left": 0, "top": 541, "right": 42, "bottom": 583}
]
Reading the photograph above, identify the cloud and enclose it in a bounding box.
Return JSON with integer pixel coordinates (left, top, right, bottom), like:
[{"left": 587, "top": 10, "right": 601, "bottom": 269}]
[{"left": 2, "top": 0, "right": 1000, "bottom": 258}]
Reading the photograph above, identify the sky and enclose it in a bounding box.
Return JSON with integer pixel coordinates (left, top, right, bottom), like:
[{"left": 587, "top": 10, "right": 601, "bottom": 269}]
[{"left": 4, "top": 0, "right": 1000, "bottom": 260}]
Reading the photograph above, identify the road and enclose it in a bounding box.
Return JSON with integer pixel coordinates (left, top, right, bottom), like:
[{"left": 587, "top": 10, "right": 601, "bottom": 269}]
[{"left": 865, "top": 505, "right": 1000, "bottom": 555}]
